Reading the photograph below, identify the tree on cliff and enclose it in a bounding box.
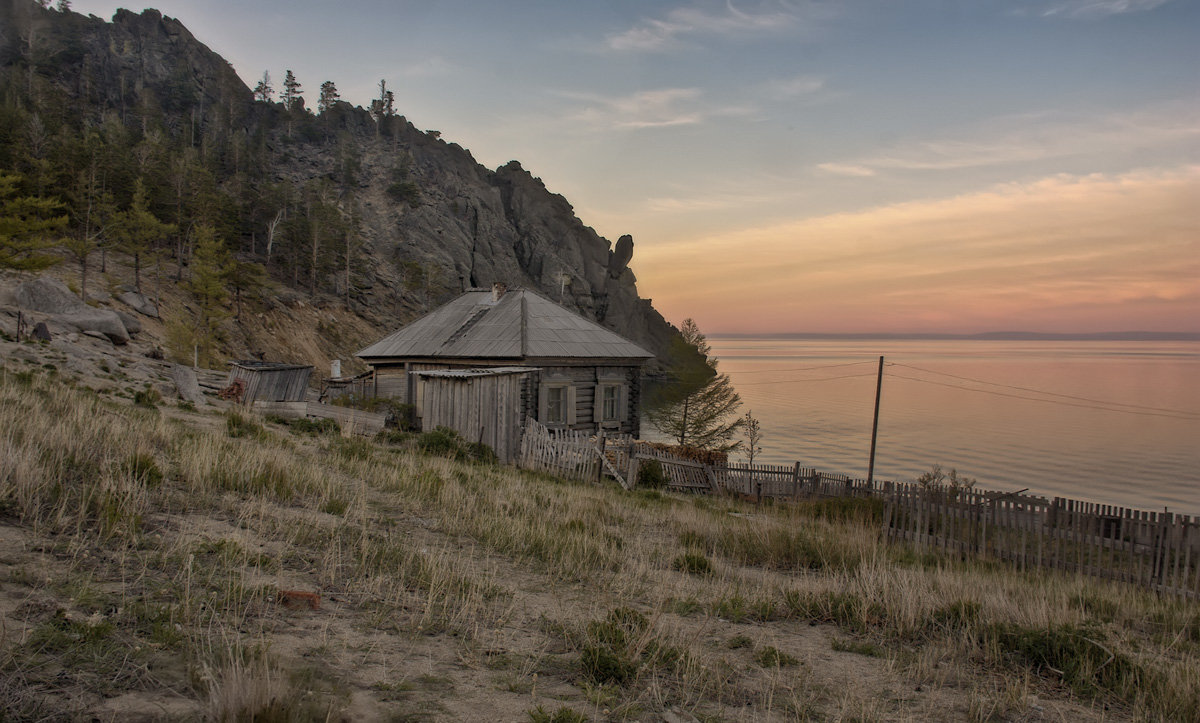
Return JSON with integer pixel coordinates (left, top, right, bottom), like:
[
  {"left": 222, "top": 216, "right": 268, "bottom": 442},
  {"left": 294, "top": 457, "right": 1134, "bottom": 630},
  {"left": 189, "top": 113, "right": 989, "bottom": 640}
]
[
  {"left": 317, "top": 81, "right": 340, "bottom": 114},
  {"left": 252, "top": 71, "right": 273, "bottom": 102},
  {"left": 644, "top": 319, "right": 743, "bottom": 452}
]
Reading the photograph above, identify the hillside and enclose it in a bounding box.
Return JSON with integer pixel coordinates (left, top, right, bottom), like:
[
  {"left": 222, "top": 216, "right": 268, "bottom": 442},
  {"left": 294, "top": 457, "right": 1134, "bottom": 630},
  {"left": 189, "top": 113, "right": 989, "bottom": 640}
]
[
  {"left": 1, "top": 325, "right": 1198, "bottom": 721},
  {"left": 0, "top": 0, "right": 681, "bottom": 371}
]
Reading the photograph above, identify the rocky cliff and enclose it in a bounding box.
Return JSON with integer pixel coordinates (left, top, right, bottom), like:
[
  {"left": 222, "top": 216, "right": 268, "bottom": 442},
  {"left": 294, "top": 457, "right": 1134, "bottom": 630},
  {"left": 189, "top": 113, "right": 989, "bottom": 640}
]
[{"left": 0, "top": 0, "right": 680, "bottom": 365}]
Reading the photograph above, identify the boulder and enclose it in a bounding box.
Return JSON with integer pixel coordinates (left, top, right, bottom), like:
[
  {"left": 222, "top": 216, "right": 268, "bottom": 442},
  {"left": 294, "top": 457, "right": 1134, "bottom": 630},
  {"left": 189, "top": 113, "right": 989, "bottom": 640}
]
[
  {"left": 170, "top": 364, "right": 206, "bottom": 406},
  {"left": 14, "top": 277, "right": 84, "bottom": 315},
  {"left": 115, "top": 310, "right": 142, "bottom": 336},
  {"left": 118, "top": 291, "right": 159, "bottom": 318},
  {"left": 32, "top": 322, "right": 52, "bottom": 341},
  {"left": 61, "top": 309, "right": 131, "bottom": 345}
]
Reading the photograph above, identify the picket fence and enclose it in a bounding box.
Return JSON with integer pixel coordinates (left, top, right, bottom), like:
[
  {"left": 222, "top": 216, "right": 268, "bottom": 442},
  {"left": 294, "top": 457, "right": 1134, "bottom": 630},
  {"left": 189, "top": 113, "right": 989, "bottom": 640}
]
[{"left": 516, "top": 424, "right": 1200, "bottom": 599}]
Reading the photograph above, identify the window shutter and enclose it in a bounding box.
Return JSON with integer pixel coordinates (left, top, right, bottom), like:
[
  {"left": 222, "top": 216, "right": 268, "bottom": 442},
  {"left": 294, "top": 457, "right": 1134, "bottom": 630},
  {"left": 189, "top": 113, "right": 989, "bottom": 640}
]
[
  {"left": 618, "top": 384, "right": 628, "bottom": 425},
  {"left": 567, "top": 385, "right": 577, "bottom": 426},
  {"left": 538, "top": 383, "right": 548, "bottom": 422}
]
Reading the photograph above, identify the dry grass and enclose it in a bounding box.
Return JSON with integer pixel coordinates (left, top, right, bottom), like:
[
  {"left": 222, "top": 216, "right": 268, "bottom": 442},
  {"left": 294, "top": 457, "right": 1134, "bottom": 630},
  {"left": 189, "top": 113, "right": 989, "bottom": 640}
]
[{"left": 1, "top": 361, "right": 1198, "bottom": 721}]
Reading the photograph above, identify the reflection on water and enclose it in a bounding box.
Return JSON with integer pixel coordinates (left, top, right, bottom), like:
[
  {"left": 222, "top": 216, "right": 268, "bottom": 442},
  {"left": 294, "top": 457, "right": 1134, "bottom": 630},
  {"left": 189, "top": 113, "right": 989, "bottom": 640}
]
[{"left": 679, "top": 339, "right": 1200, "bottom": 515}]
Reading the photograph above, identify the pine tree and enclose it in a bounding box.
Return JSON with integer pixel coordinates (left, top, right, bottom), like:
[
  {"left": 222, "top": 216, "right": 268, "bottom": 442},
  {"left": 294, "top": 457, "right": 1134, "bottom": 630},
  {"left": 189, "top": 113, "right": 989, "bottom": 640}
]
[
  {"left": 644, "top": 319, "right": 744, "bottom": 452},
  {"left": 111, "top": 178, "right": 175, "bottom": 293},
  {"left": 281, "top": 70, "right": 302, "bottom": 111},
  {"left": 0, "top": 170, "right": 67, "bottom": 271},
  {"left": 252, "top": 71, "right": 273, "bottom": 102},
  {"left": 186, "top": 224, "right": 230, "bottom": 365},
  {"left": 317, "top": 81, "right": 340, "bottom": 114}
]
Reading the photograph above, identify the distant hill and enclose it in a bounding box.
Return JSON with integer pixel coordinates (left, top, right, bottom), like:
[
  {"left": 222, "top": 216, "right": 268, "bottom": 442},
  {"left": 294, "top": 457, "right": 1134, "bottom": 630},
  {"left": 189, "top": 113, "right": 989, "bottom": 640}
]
[{"left": 0, "top": 0, "right": 681, "bottom": 367}]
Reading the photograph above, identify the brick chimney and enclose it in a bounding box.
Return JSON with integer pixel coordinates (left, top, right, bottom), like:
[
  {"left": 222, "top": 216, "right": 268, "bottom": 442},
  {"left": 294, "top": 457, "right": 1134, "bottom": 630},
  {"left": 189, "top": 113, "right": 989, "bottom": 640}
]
[{"left": 491, "top": 282, "right": 507, "bottom": 303}]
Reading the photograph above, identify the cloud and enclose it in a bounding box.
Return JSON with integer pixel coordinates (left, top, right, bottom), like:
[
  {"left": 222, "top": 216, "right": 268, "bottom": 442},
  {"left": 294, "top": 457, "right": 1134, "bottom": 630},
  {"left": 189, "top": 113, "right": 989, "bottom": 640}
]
[
  {"left": 637, "top": 166, "right": 1200, "bottom": 333},
  {"left": 816, "top": 163, "right": 876, "bottom": 177},
  {"left": 761, "top": 73, "right": 825, "bottom": 101},
  {"left": 816, "top": 102, "right": 1200, "bottom": 174},
  {"left": 1038, "top": 0, "right": 1174, "bottom": 19},
  {"left": 558, "top": 87, "right": 753, "bottom": 131},
  {"left": 605, "top": 1, "right": 816, "bottom": 52}
]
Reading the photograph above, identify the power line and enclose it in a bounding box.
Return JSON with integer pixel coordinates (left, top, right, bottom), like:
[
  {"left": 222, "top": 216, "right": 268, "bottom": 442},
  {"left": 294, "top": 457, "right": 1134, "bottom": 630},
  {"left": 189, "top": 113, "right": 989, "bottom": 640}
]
[
  {"left": 723, "top": 360, "right": 878, "bottom": 375},
  {"left": 886, "top": 372, "right": 1200, "bottom": 421},
  {"left": 737, "top": 371, "right": 879, "bottom": 387},
  {"left": 889, "top": 362, "right": 1200, "bottom": 418}
]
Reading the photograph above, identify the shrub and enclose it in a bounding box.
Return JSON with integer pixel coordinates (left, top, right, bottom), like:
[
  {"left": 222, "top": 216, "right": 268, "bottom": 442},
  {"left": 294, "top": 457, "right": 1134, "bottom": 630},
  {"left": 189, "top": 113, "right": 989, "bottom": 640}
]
[
  {"left": 226, "top": 412, "right": 266, "bottom": 439},
  {"left": 133, "top": 385, "right": 161, "bottom": 408},
  {"left": 637, "top": 459, "right": 666, "bottom": 489},
  {"left": 672, "top": 552, "right": 713, "bottom": 576},
  {"left": 754, "top": 645, "right": 798, "bottom": 668},
  {"left": 528, "top": 706, "right": 589, "bottom": 723}
]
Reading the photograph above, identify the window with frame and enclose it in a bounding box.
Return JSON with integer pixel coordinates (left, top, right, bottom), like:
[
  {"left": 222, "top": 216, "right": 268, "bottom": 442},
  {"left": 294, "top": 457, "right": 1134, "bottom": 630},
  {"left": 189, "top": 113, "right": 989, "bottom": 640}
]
[
  {"left": 540, "top": 380, "right": 574, "bottom": 427},
  {"left": 546, "top": 385, "right": 566, "bottom": 424},
  {"left": 600, "top": 384, "right": 620, "bottom": 422}
]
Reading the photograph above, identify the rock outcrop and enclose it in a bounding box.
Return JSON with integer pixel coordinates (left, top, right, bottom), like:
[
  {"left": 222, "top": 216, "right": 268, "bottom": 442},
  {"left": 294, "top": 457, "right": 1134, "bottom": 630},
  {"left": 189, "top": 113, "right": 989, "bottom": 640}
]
[
  {"left": 0, "top": 0, "right": 684, "bottom": 364},
  {"left": 12, "top": 277, "right": 136, "bottom": 344}
]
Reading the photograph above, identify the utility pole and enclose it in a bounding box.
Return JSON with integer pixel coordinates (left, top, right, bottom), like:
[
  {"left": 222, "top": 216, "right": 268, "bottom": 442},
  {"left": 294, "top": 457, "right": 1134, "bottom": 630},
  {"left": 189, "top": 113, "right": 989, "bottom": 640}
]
[{"left": 867, "top": 355, "right": 884, "bottom": 486}]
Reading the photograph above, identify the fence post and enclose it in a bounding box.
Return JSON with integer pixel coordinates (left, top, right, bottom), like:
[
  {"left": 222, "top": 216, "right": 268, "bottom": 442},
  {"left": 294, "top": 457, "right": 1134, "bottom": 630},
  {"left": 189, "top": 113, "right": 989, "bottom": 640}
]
[
  {"left": 791, "top": 462, "right": 802, "bottom": 500},
  {"left": 1155, "top": 510, "right": 1172, "bottom": 592},
  {"left": 627, "top": 454, "right": 639, "bottom": 490},
  {"left": 755, "top": 480, "right": 762, "bottom": 506}
]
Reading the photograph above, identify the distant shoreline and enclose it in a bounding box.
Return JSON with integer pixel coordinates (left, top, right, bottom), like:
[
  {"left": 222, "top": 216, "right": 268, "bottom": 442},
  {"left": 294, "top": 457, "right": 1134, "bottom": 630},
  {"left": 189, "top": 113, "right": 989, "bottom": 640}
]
[{"left": 709, "top": 331, "right": 1200, "bottom": 342}]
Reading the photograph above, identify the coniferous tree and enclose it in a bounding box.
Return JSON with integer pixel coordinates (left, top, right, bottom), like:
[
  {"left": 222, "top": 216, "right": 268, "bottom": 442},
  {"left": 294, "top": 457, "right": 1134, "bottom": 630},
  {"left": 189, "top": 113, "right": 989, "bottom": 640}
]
[
  {"left": 0, "top": 170, "right": 67, "bottom": 271},
  {"left": 644, "top": 319, "right": 744, "bottom": 452},
  {"left": 186, "top": 224, "right": 230, "bottom": 364},
  {"left": 317, "top": 81, "right": 339, "bottom": 114},
  {"left": 111, "top": 177, "right": 175, "bottom": 293},
  {"left": 252, "top": 71, "right": 273, "bottom": 102},
  {"left": 281, "top": 70, "right": 302, "bottom": 111}
]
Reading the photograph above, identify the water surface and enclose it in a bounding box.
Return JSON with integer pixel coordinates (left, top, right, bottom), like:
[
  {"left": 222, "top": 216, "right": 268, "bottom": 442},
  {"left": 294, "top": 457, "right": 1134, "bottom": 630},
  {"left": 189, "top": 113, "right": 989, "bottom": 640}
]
[{"left": 687, "top": 338, "right": 1200, "bottom": 515}]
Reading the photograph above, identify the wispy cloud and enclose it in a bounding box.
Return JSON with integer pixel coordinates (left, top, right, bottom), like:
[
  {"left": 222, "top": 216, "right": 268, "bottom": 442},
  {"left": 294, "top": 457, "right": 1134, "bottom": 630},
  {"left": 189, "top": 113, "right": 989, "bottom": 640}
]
[
  {"left": 605, "top": 1, "right": 819, "bottom": 52},
  {"left": 558, "top": 87, "right": 753, "bottom": 131},
  {"left": 1038, "top": 0, "right": 1174, "bottom": 20},
  {"left": 816, "top": 103, "right": 1200, "bottom": 175},
  {"left": 761, "top": 73, "right": 825, "bottom": 101},
  {"left": 638, "top": 166, "right": 1200, "bottom": 333},
  {"left": 816, "top": 163, "right": 876, "bottom": 177}
]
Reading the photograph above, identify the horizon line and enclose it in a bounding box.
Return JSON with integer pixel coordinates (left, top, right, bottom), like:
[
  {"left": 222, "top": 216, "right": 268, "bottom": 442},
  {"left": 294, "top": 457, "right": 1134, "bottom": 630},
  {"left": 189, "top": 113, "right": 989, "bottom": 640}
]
[{"left": 706, "top": 331, "right": 1200, "bottom": 341}]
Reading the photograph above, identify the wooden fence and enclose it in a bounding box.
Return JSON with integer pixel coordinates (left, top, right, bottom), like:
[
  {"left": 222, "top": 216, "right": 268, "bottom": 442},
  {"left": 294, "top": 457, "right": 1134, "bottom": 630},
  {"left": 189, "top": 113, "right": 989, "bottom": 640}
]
[
  {"left": 518, "top": 420, "right": 601, "bottom": 483},
  {"left": 513, "top": 425, "right": 1200, "bottom": 598},
  {"left": 252, "top": 400, "right": 386, "bottom": 436}
]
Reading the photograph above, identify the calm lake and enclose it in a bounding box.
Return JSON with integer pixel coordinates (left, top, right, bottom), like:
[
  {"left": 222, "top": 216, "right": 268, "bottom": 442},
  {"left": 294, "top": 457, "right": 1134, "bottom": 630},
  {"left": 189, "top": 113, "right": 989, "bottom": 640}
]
[{"left": 683, "top": 337, "right": 1200, "bottom": 516}]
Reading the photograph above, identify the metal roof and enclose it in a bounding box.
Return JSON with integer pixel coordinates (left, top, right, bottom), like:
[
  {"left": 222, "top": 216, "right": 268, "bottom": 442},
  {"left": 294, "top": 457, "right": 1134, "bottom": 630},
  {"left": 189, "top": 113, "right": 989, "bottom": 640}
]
[
  {"left": 413, "top": 366, "right": 539, "bottom": 379},
  {"left": 356, "top": 289, "right": 653, "bottom": 362}
]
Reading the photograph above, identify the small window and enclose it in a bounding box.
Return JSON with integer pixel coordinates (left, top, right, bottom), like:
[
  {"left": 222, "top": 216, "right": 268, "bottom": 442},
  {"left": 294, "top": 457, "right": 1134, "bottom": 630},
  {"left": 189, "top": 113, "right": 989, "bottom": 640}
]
[
  {"left": 539, "top": 381, "right": 575, "bottom": 427},
  {"left": 546, "top": 386, "right": 565, "bottom": 424},
  {"left": 601, "top": 384, "right": 619, "bottom": 422}
]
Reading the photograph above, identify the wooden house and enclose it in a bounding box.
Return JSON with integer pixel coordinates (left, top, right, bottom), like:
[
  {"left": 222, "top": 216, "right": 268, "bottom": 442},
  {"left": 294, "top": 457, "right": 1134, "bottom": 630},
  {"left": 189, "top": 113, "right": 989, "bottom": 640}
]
[{"left": 356, "top": 284, "right": 653, "bottom": 438}]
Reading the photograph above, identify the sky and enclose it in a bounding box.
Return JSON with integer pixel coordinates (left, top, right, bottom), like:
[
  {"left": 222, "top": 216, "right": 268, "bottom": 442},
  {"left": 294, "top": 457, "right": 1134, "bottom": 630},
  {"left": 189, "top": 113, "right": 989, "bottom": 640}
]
[{"left": 69, "top": 0, "right": 1200, "bottom": 334}]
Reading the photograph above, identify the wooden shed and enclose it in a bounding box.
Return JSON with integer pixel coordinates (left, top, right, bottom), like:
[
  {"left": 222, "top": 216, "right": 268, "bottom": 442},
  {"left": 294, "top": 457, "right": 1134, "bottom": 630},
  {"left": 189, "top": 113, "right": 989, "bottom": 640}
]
[
  {"left": 226, "top": 361, "right": 313, "bottom": 403},
  {"left": 356, "top": 284, "right": 653, "bottom": 436},
  {"left": 414, "top": 367, "right": 537, "bottom": 463}
]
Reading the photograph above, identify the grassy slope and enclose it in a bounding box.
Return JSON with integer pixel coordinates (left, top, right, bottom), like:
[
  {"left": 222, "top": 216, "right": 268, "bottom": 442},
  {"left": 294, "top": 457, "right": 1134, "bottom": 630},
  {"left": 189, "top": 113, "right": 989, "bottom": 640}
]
[{"left": 1, "top": 350, "right": 1199, "bottom": 722}]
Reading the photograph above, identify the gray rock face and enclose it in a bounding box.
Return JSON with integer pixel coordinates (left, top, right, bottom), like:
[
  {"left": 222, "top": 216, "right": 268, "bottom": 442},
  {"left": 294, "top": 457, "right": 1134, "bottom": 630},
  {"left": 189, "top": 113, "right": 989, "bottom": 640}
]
[
  {"left": 115, "top": 310, "right": 142, "bottom": 335},
  {"left": 609, "top": 235, "right": 634, "bottom": 279},
  {"left": 61, "top": 309, "right": 131, "bottom": 345},
  {"left": 14, "top": 277, "right": 84, "bottom": 315},
  {"left": 118, "top": 291, "right": 159, "bottom": 318}
]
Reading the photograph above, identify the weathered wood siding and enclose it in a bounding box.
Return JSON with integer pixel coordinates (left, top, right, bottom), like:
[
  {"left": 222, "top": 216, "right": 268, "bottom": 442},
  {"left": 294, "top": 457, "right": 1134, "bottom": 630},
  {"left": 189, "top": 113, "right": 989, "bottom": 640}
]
[
  {"left": 227, "top": 364, "right": 313, "bottom": 403},
  {"left": 418, "top": 372, "right": 530, "bottom": 463}
]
